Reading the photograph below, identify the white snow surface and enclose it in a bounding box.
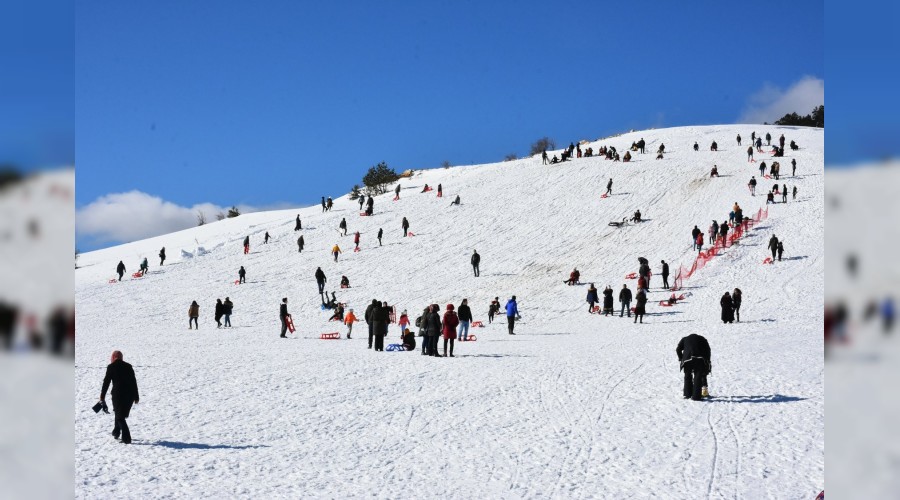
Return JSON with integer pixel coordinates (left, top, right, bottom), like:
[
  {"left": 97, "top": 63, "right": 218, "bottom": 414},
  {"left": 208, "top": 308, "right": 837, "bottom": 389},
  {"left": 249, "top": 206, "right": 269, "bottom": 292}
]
[{"left": 76, "top": 125, "right": 824, "bottom": 498}]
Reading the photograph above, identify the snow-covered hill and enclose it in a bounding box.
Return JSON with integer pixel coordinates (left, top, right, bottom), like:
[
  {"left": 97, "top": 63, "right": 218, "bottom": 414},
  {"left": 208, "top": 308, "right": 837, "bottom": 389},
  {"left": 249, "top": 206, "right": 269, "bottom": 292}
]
[{"left": 75, "top": 125, "right": 824, "bottom": 498}]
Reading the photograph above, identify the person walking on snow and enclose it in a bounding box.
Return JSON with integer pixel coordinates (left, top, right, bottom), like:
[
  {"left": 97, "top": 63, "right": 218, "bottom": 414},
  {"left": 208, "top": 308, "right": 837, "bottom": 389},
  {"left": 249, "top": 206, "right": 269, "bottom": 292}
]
[
  {"left": 159, "top": 247, "right": 166, "bottom": 266},
  {"left": 354, "top": 231, "right": 360, "bottom": 250},
  {"left": 442, "top": 304, "right": 459, "bottom": 357},
  {"left": 748, "top": 176, "right": 757, "bottom": 195},
  {"left": 116, "top": 260, "right": 126, "bottom": 281},
  {"left": 243, "top": 235, "right": 250, "bottom": 254},
  {"left": 377, "top": 228, "right": 383, "bottom": 246},
  {"left": 358, "top": 196, "right": 365, "bottom": 211},
  {"left": 605, "top": 178, "right": 613, "bottom": 196},
  {"left": 264, "top": 231, "right": 270, "bottom": 244},
  {"left": 661, "top": 260, "right": 670, "bottom": 289},
  {"left": 339, "top": 218, "right": 347, "bottom": 236},
  {"left": 765, "top": 132, "right": 771, "bottom": 146},
  {"left": 619, "top": 284, "right": 632, "bottom": 317},
  {"left": 99, "top": 350, "right": 139, "bottom": 444},
  {"left": 634, "top": 289, "right": 647, "bottom": 323},
  {"left": 488, "top": 297, "right": 500, "bottom": 324},
  {"left": 188, "top": 300, "right": 199, "bottom": 329},
  {"left": 139, "top": 257, "right": 149, "bottom": 276},
  {"left": 297, "top": 235, "right": 304, "bottom": 252},
  {"left": 223, "top": 297, "right": 233, "bottom": 327},
  {"left": 768, "top": 235, "right": 779, "bottom": 261},
  {"left": 691, "top": 226, "right": 701, "bottom": 250},
  {"left": 720, "top": 292, "right": 735, "bottom": 324},
  {"left": 315, "top": 267, "right": 326, "bottom": 294},
  {"left": 295, "top": 215, "right": 302, "bottom": 231},
  {"left": 677, "top": 333, "right": 711, "bottom": 401},
  {"left": 695, "top": 232, "right": 704, "bottom": 254},
  {"left": 782, "top": 184, "right": 788, "bottom": 203},
  {"left": 777, "top": 241, "right": 784, "bottom": 261},
  {"left": 471, "top": 250, "right": 481, "bottom": 277},
  {"left": 437, "top": 183, "right": 443, "bottom": 197},
  {"left": 791, "top": 158, "right": 797, "bottom": 176},
  {"left": 506, "top": 296, "right": 519, "bottom": 335},
  {"left": 398, "top": 309, "right": 410, "bottom": 337},
  {"left": 402, "top": 217, "right": 410, "bottom": 237},
  {"left": 238, "top": 266, "right": 246, "bottom": 284},
  {"left": 736, "top": 134, "right": 741, "bottom": 146},
  {"left": 602, "top": 286, "right": 614, "bottom": 315},
  {"left": 457, "top": 299, "right": 472, "bottom": 341},
  {"left": 709, "top": 221, "right": 719, "bottom": 246},
  {"left": 587, "top": 284, "right": 599, "bottom": 313},
  {"left": 279, "top": 298, "right": 290, "bottom": 338},
  {"left": 366, "top": 196, "right": 374, "bottom": 216},
  {"left": 792, "top": 186, "right": 798, "bottom": 200},
  {"left": 344, "top": 309, "right": 357, "bottom": 339},
  {"left": 732, "top": 288, "right": 742, "bottom": 322},
  {"left": 395, "top": 184, "right": 401, "bottom": 199},
  {"left": 747, "top": 146, "right": 754, "bottom": 162},
  {"left": 215, "top": 298, "right": 224, "bottom": 328},
  {"left": 321, "top": 197, "right": 326, "bottom": 212},
  {"left": 332, "top": 244, "right": 342, "bottom": 262},
  {"left": 542, "top": 149, "right": 549, "bottom": 165}
]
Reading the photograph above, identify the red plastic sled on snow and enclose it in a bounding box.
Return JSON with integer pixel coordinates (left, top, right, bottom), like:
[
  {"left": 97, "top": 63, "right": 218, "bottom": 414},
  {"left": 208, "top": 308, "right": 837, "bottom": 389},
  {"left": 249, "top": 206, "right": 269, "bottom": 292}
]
[
  {"left": 659, "top": 300, "right": 674, "bottom": 307},
  {"left": 590, "top": 306, "right": 600, "bottom": 313},
  {"left": 353, "top": 247, "right": 361, "bottom": 252},
  {"left": 234, "top": 280, "right": 240, "bottom": 285},
  {"left": 320, "top": 332, "right": 340, "bottom": 340},
  {"left": 763, "top": 257, "right": 773, "bottom": 264},
  {"left": 406, "top": 232, "right": 415, "bottom": 237},
  {"left": 625, "top": 272, "right": 637, "bottom": 279},
  {"left": 459, "top": 335, "right": 477, "bottom": 342},
  {"left": 471, "top": 321, "right": 484, "bottom": 328},
  {"left": 108, "top": 279, "right": 118, "bottom": 284},
  {"left": 286, "top": 316, "right": 296, "bottom": 333},
  {"left": 600, "top": 193, "right": 609, "bottom": 199},
  {"left": 359, "top": 212, "right": 370, "bottom": 217},
  {"left": 393, "top": 196, "right": 399, "bottom": 201},
  {"left": 132, "top": 272, "right": 143, "bottom": 278}
]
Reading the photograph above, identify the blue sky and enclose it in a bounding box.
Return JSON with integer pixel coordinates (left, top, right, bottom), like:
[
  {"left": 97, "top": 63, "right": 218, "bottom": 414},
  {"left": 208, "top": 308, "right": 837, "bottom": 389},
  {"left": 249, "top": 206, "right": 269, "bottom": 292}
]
[{"left": 75, "top": 0, "right": 826, "bottom": 250}]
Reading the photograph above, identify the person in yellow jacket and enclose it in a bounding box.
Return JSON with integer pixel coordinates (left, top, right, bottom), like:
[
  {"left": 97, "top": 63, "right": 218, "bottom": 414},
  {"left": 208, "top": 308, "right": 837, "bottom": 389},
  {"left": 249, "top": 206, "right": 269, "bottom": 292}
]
[
  {"left": 332, "top": 244, "right": 342, "bottom": 262},
  {"left": 344, "top": 309, "right": 357, "bottom": 339}
]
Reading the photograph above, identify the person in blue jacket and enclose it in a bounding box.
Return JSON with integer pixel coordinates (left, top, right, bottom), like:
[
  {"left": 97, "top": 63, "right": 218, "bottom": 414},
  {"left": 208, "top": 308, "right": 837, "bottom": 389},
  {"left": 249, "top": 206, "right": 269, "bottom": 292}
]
[
  {"left": 505, "top": 296, "right": 519, "bottom": 335},
  {"left": 586, "top": 284, "right": 598, "bottom": 314},
  {"left": 882, "top": 297, "right": 895, "bottom": 334}
]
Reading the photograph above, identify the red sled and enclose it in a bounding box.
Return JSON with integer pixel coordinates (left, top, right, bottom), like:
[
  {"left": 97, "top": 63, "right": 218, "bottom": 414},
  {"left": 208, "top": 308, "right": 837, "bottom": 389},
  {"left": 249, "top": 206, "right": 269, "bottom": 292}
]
[
  {"left": 460, "top": 335, "right": 477, "bottom": 341},
  {"left": 353, "top": 247, "right": 361, "bottom": 252},
  {"left": 320, "top": 332, "right": 340, "bottom": 340},
  {"left": 286, "top": 316, "right": 296, "bottom": 333},
  {"left": 407, "top": 232, "right": 415, "bottom": 237},
  {"left": 590, "top": 306, "right": 600, "bottom": 313},
  {"left": 340, "top": 284, "right": 350, "bottom": 289},
  {"left": 359, "top": 212, "right": 369, "bottom": 217},
  {"left": 600, "top": 193, "right": 609, "bottom": 199},
  {"left": 132, "top": 272, "right": 143, "bottom": 278},
  {"left": 471, "top": 321, "right": 484, "bottom": 327},
  {"left": 393, "top": 196, "right": 399, "bottom": 201},
  {"left": 763, "top": 257, "right": 773, "bottom": 264},
  {"left": 234, "top": 280, "right": 240, "bottom": 285},
  {"left": 764, "top": 174, "right": 771, "bottom": 179},
  {"left": 108, "top": 279, "right": 118, "bottom": 284},
  {"left": 423, "top": 187, "right": 433, "bottom": 192},
  {"left": 659, "top": 300, "right": 674, "bottom": 307},
  {"left": 625, "top": 272, "right": 637, "bottom": 279}
]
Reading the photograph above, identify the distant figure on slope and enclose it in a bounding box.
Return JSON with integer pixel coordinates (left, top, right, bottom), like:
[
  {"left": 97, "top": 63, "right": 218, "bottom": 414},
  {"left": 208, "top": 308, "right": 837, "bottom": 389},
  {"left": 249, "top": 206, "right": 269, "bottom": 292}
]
[
  {"left": 631, "top": 210, "right": 642, "bottom": 223},
  {"left": 542, "top": 149, "right": 548, "bottom": 165},
  {"left": 188, "top": 300, "right": 199, "bottom": 329},
  {"left": 505, "top": 296, "right": 519, "bottom": 335},
  {"left": 450, "top": 194, "right": 461, "bottom": 206},
  {"left": 365, "top": 300, "right": 378, "bottom": 349},
  {"left": 720, "top": 292, "right": 735, "bottom": 324},
  {"left": 398, "top": 309, "right": 410, "bottom": 337},
  {"left": 243, "top": 236, "right": 250, "bottom": 254},
  {"left": 159, "top": 247, "right": 166, "bottom": 266},
  {"left": 358, "top": 196, "right": 365, "bottom": 211},
  {"left": 605, "top": 178, "right": 613, "bottom": 196},
  {"left": 768, "top": 235, "right": 779, "bottom": 261},
  {"left": 691, "top": 226, "right": 701, "bottom": 250},
  {"left": 736, "top": 134, "right": 741, "bottom": 146},
  {"left": 315, "top": 267, "right": 326, "bottom": 294},
  {"left": 402, "top": 217, "right": 410, "bottom": 237},
  {"left": 747, "top": 146, "right": 754, "bottom": 162},
  {"left": 710, "top": 141, "right": 718, "bottom": 151},
  {"left": 748, "top": 176, "right": 757, "bottom": 196},
  {"left": 297, "top": 235, "right": 304, "bottom": 252},
  {"left": 340, "top": 275, "right": 350, "bottom": 288},
  {"left": 264, "top": 231, "right": 270, "bottom": 244},
  {"left": 565, "top": 268, "right": 580, "bottom": 286},
  {"left": 602, "top": 286, "right": 614, "bottom": 316},
  {"left": 710, "top": 165, "right": 718, "bottom": 177},
  {"left": 792, "top": 186, "right": 798, "bottom": 200},
  {"left": 586, "top": 284, "right": 598, "bottom": 313},
  {"left": 756, "top": 137, "right": 763, "bottom": 152},
  {"left": 488, "top": 297, "right": 500, "bottom": 324},
  {"left": 777, "top": 241, "right": 784, "bottom": 261},
  {"left": 421, "top": 184, "right": 430, "bottom": 193},
  {"left": 326, "top": 197, "right": 333, "bottom": 211},
  {"left": 437, "top": 183, "right": 443, "bottom": 197},
  {"left": 344, "top": 309, "right": 356, "bottom": 339},
  {"left": 339, "top": 218, "right": 347, "bottom": 236},
  {"left": 457, "top": 300, "right": 472, "bottom": 342},
  {"left": 719, "top": 221, "right": 729, "bottom": 245},
  {"left": 695, "top": 232, "right": 704, "bottom": 254},
  {"left": 782, "top": 184, "right": 788, "bottom": 203},
  {"left": 238, "top": 266, "right": 246, "bottom": 284},
  {"left": 765, "top": 132, "right": 771, "bottom": 146},
  {"left": 425, "top": 304, "right": 442, "bottom": 356},
  {"left": 637, "top": 138, "right": 646, "bottom": 154},
  {"left": 395, "top": 183, "right": 401, "bottom": 200},
  {"left": 766, "top": 191, "right": 775, "bottom": 205},
  {"left": 661, "top": 260, "right": 670, "bottom": 289},
  {"left": 634, "top": 289, "right": 647, "bottom": 324},
  {"left": 139, "top": 257, "right": 148, "bottom": 276},
  {"left": 619, "top": 284, "right": 632, "bottom": 318},
  {"left": 677, "top": 334, "right": 711, "bottom": 401},
  {"left": 279, "top": 298, "right": 290, "bottom": 338},
  {"left": 366, "top": 196, "right": 374, "bottom": 216},
  {"left": 295, "top": 215, "right": 302, "bottom": 231},
  {"left": 759, "top": 161, "right": 766, "bottom": 177},
  {"left": 223, "top": 297, "right": 233, "bottom": 327},
  {"left": 732, "top": 288, "right": 742, "bottom": 322},
  {"left": 377, "top": 228, "right": 383, "bottom": 246},
  {"left": 332, "top": 244, "right": 342, "bottom": 262},
  {"left": 471, "top": 250, "right": 481, "bottom": 277},
  {"left": 623, "top": 151, "right": 632, "bottom": 162},
  {"left": 215, "top": 298, "right": 224, "bottom": 328},
  {"left": 354, "top": 231, "right": 360, "bottom": 250},
  {"left": 442, "top": 304, "right": 459, "bottom": 357},
  {"left": 321, "top": 196, "right": 326, "bottom": 212},
  {"left": 710, "top": 221, "right": 719, "bottom": 245},
  {"left": 116, "top": 260, "right": 126, "bottom": 281},
  {"left": 791, "top": 158, "right": 797, "bottom": 176},
  {"left": 693, "top": 141, "right": 699, "bottom": 152}
]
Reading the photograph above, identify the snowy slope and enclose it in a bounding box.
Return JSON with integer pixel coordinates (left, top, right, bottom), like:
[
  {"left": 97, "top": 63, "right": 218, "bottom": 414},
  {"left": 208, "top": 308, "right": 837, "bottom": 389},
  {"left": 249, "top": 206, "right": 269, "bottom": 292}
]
[{"left": 75, "top": 125, "right": 824, "bottom": 498}]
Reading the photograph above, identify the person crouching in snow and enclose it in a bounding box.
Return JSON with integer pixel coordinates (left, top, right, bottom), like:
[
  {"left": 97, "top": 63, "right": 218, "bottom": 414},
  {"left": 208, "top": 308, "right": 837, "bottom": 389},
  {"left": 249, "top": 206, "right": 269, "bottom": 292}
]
[{"left": 402, "top": 329, "right": 416, "bottom": 351}]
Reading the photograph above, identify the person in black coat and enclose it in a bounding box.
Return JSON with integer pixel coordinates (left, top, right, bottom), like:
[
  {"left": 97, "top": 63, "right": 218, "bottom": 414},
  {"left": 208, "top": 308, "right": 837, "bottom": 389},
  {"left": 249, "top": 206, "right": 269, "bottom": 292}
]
[
  {"left": 634, "top": 290, "right": 648, "bottom": 323},
  {"left": 457, "top": 299, "right": 473, "bottom": 341},
  {"left": 471, "top": 250, "right": 481, "bottom": 277},
  {"left": 366, "top": 197, "right": 374, "bottom": 216},
  {"left": 297, "top": 235, "right": 304, "bottom": 253},
  {"left": 402, "top": 217, "right": 410, "bottom": 237},
  {"left": 294, "top": 215, "right": 302, "bottom": 231},
  {"left": 619, "top": 284, "right": 632, "bottom": 317},
  {"left": 732, "top": 288, "right": 742, "bottom": 322},
  {"left": 402, "top": 329, "right": 416, "bottom": 351},
  {"left": 602, "top": 287, "right": 614, "bottom": 316},
  {"left": 159, "top": 247, "right": 166, "bottom": 266},
  {"left": 661, "top": 260, "right": 670, "bottom": 289},
  {"left": 264, "top": 231, "right": 270, "bottom": 244},
  {"left": 214, "top": 298, "right": 224, "bottom": 328},
  {"left": 116, "top": 260, "right": 126, "bottom": 281},
  {"left": 720, "top": 292, "right": 735, "bottom": 323},
  {"left": 238, "top": 266, "right": 246, "bottom": 284},
  {"left": 605, "top": 178, "right": 613, "bottom": 196},
  {"left": 691, "top": 226, "right": 701, "bottom": 250},
  {"left": 279, "top": 298, "right": 290, "bottom": 338},
  {"left": 676, "top": 334, "right": 711, "bottom": 401},
  {"left": 586, "top": 284, "right": 599, "bottom": 313},
  {"left": 365, "top": 299, "right": 378, "bottom": 349},
  {"left": 315, "top": 267, "right": 326, "bottom": 294},
  {"left": 373, "top": 301, "right": 389, "bottom": 351},
  {"left": 100, "top": 350, "right": 140, "bottom": 443},
  {"left": 377, "top": 228, "right": 383, "bottom": 246},
  {"left": 424, "top": 304, "right": 442, "bottom": 356},
  {"left": 768, "top": 235, "right": 779, "bottom": 260},
  {"left": 339, "top": 218, "right": 347, "bottom": 236},
  {"left": 243, "top": 236, "right": 250, "bottom": 253}
]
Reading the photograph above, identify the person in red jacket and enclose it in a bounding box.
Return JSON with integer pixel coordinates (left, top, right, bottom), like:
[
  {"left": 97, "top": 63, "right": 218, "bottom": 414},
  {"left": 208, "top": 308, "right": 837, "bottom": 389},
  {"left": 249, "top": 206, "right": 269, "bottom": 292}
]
[
  {"left": 354, "top": 231, "right": 360, "bottom": 250},
  {"left": 442, "top": 304, "right": 459, "bottom": 357},
  {"left": 696, "top": 232, "right": 704, "bottom": 254}
]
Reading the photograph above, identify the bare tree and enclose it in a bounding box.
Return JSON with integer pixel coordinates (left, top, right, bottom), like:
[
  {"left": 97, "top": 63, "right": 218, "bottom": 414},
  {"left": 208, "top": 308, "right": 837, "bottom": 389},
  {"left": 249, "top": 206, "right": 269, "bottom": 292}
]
[
  {"left": 441, "top": 160, "right": 452, "bottom": 169},
  {"left": 504, "top": 153, "right": 518, "bottom": 161},
  {"left": 197, "top": 211, "right": 206, "bottom": 226},
  {"left": 529, "top": 137, "right": 556, "bottom": 156},
  {"left": 216, "top": 212, "right": 226, "bottom": 221}
]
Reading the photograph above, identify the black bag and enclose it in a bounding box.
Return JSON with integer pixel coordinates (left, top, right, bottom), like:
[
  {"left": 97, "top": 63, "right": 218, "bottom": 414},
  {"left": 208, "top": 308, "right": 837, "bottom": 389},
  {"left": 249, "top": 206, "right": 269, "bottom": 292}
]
[
  {"left": 414, "top": 316, "right": 422, "bottom": 328},
  {"left": 92, "top": 400, "right": 109, "bottom": 414}
]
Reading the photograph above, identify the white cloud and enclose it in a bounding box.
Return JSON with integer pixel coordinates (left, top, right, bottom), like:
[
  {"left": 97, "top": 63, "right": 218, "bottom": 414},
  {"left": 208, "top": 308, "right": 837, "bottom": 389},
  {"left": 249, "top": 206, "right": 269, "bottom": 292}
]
[
  {"left": 740, "top": 76, "right": 824, "bottom": 124},
  {"left": 75, "top": 191, "right": 286, "bottom": 244}
]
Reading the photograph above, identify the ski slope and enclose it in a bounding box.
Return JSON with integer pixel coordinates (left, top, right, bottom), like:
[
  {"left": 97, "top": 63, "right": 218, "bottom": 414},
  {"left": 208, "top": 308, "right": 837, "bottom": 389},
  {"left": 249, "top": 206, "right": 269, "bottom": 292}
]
[{"left": 75, "top": 125, "right": 824, "bottom": 498}]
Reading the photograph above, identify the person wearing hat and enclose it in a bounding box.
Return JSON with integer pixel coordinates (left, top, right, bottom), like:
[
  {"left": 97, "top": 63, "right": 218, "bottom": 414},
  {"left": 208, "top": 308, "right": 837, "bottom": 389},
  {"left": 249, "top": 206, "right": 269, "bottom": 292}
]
[
  {"left": 397, "top": 309, "right": 410, "bottom": 337},
  {"left": 424, "top": 304, "right": 442, "bottom": 356},
  {"left": 100, "top": 350, "right": 139, "bottom": 444},
  {"left": 344, "top": 308, "right": 357, "bottom": 339},
  {"left": 442, "top": 303, "right": 459, "bottom": 357},
  {"left": 457, "top": 299, "right": 472, "bottom": 341},
  {"left": 402, "top": 328, "right": 416, "bottom": 351},
  {"left": 505, "top": 296, "right": 518, "bottom": 335},
  {"left": 279, "top": 298, "right": 290, "bottom": 338}
]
